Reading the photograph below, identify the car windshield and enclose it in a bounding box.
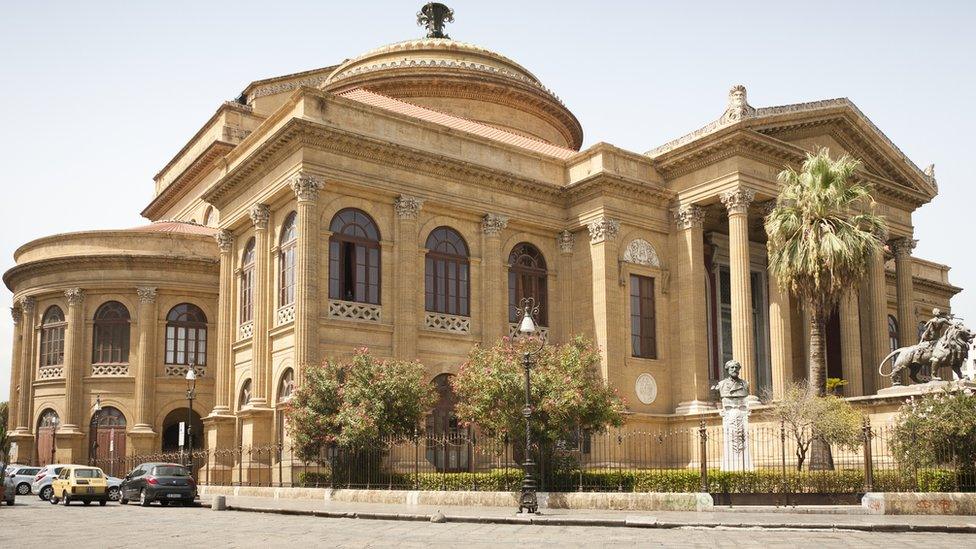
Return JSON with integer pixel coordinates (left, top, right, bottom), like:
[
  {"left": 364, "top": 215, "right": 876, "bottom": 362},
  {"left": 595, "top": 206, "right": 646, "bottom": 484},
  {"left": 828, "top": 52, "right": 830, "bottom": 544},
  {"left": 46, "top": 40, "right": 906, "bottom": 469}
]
[
  {"left": 152, "top": 466, "right": 189, "bottom": 477},
  {"left": 74, "top": 469, "right": 103, "bottom": 479}
]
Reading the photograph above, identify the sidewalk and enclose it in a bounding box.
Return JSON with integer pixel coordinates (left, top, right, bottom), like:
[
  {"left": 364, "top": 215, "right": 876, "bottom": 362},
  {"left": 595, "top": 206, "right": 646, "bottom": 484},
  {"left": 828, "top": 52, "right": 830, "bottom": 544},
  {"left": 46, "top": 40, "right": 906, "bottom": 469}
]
[{"left": 201, "top": 494, "right": 976, "bottom": 533}]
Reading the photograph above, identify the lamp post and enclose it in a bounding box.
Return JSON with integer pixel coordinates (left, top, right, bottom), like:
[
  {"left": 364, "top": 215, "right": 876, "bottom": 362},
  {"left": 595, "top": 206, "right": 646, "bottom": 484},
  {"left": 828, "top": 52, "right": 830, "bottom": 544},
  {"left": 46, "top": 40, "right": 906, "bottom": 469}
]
[
  {"left": 185, "top": 363, "right": 197, "bottom": 469},
  {"left": 90, "top": 395, "right": 102, "bottom": 465},
  {"left": 49, "top": 415, "right": 60, "bottom": 466},
  {"left": 515, "top": 297, "right": 544, "bottom": 514}
]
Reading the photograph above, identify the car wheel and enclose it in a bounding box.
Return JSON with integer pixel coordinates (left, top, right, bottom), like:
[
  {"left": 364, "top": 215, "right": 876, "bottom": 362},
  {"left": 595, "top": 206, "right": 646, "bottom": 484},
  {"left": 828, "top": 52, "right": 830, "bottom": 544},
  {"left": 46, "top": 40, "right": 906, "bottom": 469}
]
[
  {"left": 83, "top": 500, "right": 91, "bottom": 506},
  {"left": 160, "top": 500, "right": 169, "bottom": 506},
  {"left": 139, "top": 489, "right": 151, "bottom": 507},
  {"left": 5, "top": 499, "right": 13, "bottom": 506},
  {"left": 108, "top": 487, "right": 120, "bottom": 501},
  {"left": 49, "top": 495, "right": 58, "bottom": 505},
  {"left": 62, "top": 494, "right": 71, "bottom": 506},
  {"left": 119, "top": 494, "right": 129, "bottom": 505},
  {"left": 40, "top": 486, "right": 53, "bottom": 501},
  {"left": 17, "top": 483, "right": 30, "bottom": 495},
  {"left": 99, "top": 499, "right": 107, "bottom": 506}
]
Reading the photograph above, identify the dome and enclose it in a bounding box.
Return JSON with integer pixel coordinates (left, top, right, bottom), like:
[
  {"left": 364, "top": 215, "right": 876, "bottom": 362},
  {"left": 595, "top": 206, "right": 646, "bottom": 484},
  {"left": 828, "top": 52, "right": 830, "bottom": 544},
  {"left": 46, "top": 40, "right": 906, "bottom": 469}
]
[{"left": 323, "top": 38, "right": 583, "bottom": 149}]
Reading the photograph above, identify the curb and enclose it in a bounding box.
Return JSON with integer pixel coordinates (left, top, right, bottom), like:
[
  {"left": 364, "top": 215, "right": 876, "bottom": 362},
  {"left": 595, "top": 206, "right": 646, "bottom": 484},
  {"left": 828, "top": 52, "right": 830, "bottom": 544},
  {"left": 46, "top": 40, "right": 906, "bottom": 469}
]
[{"left": 223, "top": 505, "right": 976, "bottom": 534}]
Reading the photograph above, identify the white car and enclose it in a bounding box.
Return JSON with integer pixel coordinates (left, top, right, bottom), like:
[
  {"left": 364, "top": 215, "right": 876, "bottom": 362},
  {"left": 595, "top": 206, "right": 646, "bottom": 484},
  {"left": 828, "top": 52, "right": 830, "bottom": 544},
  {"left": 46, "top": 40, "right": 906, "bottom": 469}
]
[
  {"left": 7, "top": 466, "right": 42, "bottom": 495},
  {"left": 31, "top": 464, "right": 72, "bottom": 501}
]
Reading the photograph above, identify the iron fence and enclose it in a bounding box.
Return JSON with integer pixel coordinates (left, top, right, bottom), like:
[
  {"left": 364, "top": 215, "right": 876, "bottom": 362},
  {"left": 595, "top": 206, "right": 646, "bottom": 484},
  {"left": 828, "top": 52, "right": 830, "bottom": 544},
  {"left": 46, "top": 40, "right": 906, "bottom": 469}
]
[{"left": 91, "top": 421, "right": 975, "bottom": 497}]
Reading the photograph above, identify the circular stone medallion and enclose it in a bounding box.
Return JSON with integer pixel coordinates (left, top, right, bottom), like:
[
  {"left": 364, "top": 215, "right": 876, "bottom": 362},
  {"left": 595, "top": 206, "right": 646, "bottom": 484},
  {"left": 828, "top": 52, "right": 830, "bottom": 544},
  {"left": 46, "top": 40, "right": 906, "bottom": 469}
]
[{"left": 635, "top": 373, "right": 658, "bottom": 405}]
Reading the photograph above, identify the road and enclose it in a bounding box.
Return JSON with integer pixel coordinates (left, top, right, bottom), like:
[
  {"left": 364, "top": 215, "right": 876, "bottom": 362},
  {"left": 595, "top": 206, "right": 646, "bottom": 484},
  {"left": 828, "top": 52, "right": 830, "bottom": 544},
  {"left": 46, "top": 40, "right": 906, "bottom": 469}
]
[{"left": 3, "top": 496, "right": 973, "bottom": 548}]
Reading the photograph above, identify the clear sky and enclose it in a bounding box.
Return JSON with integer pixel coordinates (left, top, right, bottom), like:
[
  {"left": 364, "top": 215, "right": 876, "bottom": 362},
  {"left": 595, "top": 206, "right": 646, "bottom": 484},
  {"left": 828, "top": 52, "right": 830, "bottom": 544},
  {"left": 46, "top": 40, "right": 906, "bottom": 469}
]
[{"left": 1, "top": 1, "right": 974, "bottom": 398}]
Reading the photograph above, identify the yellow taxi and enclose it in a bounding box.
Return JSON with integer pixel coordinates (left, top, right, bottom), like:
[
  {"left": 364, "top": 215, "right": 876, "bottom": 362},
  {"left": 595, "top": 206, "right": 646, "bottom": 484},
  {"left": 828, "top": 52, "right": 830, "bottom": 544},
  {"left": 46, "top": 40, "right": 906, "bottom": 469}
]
[{"left": 49, "top": 465, "right": 109, "bottom": 506}]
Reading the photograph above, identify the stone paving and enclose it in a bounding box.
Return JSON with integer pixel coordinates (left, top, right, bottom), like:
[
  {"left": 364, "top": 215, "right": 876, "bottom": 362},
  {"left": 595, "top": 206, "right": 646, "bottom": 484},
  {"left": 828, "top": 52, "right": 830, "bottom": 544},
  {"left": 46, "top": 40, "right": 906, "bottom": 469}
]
[{"left": 3, "top": 497, "right": 976, "bottom": 548}]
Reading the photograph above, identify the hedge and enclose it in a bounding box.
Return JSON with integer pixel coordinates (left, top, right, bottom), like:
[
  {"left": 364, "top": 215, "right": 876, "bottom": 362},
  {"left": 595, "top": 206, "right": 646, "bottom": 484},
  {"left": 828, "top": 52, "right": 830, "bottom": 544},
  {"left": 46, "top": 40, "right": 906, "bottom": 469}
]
[{"left": 296, "top": 467, "right": 968, "bottom": 493}]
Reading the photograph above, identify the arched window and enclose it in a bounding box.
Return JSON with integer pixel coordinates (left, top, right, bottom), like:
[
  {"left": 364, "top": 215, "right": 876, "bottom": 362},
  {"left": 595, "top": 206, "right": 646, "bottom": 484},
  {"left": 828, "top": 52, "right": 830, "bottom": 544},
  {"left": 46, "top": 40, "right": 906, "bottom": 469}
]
[
  {"left": 92, "top": 301, "right": 130, "bottom": 364},
  {"left": 279, "top": 212, "right": 298, "bottom": 306},
  {"left": 277, "top": 368, "right": 295, "bottom": 403},
  {"left": 203, "top": 206, "right": 214, "bottom": 227},
  {"left": 888, "top": 314, "right": 900, "bottom": 352},
  {"left": 425, "top": 227, "right": 470, "bottom": 316},
  {"left": 39, "top": 306, "right": 66, "bottom": 367},
  {"left": 508, "top": 243, "right": 548, "bottom": 325},
  {"left": 329, "top": 209, "right": 381, "bottom": 304},
  {"left": 239, "top": 379, "right": 252, "bottom": 409},
  {"left": 240, "top": 238, "right": 256, "bottom": 324},
  {"left": 165, "top": 304, "right": 207, "bottom": 366}
]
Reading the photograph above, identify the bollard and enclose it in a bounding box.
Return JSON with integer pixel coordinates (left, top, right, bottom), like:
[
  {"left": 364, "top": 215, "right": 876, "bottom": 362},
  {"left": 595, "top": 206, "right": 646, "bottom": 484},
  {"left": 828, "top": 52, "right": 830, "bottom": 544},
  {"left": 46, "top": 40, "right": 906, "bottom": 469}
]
[{"left": 211, "top": 495, "right": 227, "bottom": 511}]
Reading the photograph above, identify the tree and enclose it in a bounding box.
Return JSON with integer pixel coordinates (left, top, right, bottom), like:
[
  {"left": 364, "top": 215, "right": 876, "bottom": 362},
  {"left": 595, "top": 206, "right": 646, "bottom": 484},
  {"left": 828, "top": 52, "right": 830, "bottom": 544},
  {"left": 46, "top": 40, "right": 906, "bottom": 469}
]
[
  {"left": 890, "top": 388, "right": 976, "bottom": 475},
  {"left": 0, "top": 401, "right": 9, "bottom": 464},
  {"left": 451, "top": 336, "right": 625, "bottom": 465},
  {"left": 283, "top": 349, "right": 436, "bottom": 461},
  {"left": 765, "top": 147, "right": 886, "bottom": 399},
  {"left": 770, "top": 382, "right": 863, "bottom": 471}
]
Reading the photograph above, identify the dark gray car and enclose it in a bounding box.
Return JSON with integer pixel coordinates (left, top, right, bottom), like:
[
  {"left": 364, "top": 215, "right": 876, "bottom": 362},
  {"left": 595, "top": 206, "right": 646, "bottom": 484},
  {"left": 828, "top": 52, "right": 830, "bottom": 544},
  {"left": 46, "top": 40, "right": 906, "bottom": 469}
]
[{"left": 119, "top": 463, "right": 197, "bottom": 506}]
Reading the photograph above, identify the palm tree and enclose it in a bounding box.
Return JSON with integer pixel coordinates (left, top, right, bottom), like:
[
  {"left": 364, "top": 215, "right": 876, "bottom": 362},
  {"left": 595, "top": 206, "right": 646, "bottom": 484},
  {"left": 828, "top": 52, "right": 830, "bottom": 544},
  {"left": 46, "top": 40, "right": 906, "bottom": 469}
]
[
  {"left": 766, "top": 148, "right": 886, "bottom": 399},
  {"left": 766, "top": 148, "right": 884, "bottom": 469}
]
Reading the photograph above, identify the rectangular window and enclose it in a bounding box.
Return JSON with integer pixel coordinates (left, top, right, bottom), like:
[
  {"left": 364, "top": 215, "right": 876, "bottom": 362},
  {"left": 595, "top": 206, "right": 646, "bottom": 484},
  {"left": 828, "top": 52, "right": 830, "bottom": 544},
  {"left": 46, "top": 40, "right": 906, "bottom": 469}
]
[{"left": 630, "top": 275, "right": 657, "bottom": 359}]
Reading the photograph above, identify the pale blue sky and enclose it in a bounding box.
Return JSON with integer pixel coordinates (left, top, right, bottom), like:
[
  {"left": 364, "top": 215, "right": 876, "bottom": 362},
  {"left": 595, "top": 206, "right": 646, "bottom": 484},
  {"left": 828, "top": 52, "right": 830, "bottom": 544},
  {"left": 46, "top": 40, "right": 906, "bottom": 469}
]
[{"left": 1, "top": 1, "right": 974, "bottom": 397}]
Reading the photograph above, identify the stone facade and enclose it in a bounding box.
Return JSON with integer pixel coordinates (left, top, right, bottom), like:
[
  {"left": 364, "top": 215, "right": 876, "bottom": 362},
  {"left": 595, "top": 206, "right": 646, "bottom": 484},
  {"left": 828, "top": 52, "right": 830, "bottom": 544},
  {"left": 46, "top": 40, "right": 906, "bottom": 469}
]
[{"left": 3, "top": 29, "right": 961, "bottom": 466}]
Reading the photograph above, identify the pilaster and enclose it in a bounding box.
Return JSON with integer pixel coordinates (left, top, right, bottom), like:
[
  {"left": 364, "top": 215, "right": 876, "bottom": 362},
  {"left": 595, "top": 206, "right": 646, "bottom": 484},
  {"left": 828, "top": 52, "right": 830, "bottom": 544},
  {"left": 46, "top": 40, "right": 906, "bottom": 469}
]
[
  {"left": 61, "top": 288, "right": 85, "bottom": 433},
  {"left": 249, "top": 203, "right": 272, "bottom": 407},
  {"left": 132, "top": 287, "right": 158, "bottom": 433},
  {"left": 394, "top": 194, "right": 423, "bottom": 359},
  {"left": 8, "top": 305, "right": 22, "bottom": 431},
  {"left": 481, "top": 213, "right": 508, "bottom": 345},
  {"left": 292, "top": 172, "right": 324, "bottom": 377},
  {"left": 587, "top": 216, "right": 622, "bottom": 385},
  {"left": 555, "top": 230, "right": 576, "bottom": 344},
  {"left": 15, "top": 296, "right": 35, "bottom": 432},
  {"left": 212, "top": 230, "right": 235, "bottom": 415},
  {"left": 839, "top": 291, "right": 864, "bottom": 397},
  {"left": 720, "top": 187, "right": 757, "bottom": 385},
  {"left": 672, "top": 205, "right": 711, "bottom": 412}
]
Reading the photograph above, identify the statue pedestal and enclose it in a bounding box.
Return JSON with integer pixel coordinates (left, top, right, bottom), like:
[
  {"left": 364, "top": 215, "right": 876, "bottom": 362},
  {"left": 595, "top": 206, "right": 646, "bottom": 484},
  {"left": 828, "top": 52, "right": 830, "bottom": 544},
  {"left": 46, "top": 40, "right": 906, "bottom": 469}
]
[
  {"left": 876, "top": 379, "right": 976, "bottom": 398},
  {"left": 719, "top": 402, "right": 754, "bottom": 472}
]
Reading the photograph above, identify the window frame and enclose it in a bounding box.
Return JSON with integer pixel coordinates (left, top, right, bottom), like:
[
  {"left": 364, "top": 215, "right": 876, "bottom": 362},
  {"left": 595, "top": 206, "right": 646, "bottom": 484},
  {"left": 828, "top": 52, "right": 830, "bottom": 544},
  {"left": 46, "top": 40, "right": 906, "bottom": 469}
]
[
  {"left": 279, "top": 212, "right": 298, "bottom": 307},
  {"left": 629, "top": 274, "right": 658, "bottom": 359},
  {"left": 240, "top": 238, "right": 256, "bottom": 324},
  {"left": 92, "top": 301, "right": 131, "bottom": 365},
  {"left": 424, "top": 227, "right": 470, "bottom": 317},
  {"left": 165, "top": 303, "right": 208, "bottom": 366},
  {"left": 507, "top": 243, "right": 548, "bottom": 325},
  {"left": 328, "top": 209, "right": 381, "bottom": 305},
  {"left": 39, "top": 306, "right": 66, "bottom": 367},
  {"left": 888, "top": 314, "right": 900, "bottom": 352}
]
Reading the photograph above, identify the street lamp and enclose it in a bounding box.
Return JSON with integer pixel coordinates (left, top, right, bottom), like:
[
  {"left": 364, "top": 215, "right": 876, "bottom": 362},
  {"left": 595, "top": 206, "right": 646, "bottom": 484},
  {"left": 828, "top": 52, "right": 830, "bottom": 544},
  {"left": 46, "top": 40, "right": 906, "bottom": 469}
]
[
  {"left": 90, "top": 395, "right": 102, "bottom": 465},
  {"left": 49, "top": 415, "right": 60, "bottom": 466},
  {"left": 515, "top": 297, "right": 544, "bottom": 515},
  {"left": 185, "top": 363, "right": 197, "bottom": 468}
]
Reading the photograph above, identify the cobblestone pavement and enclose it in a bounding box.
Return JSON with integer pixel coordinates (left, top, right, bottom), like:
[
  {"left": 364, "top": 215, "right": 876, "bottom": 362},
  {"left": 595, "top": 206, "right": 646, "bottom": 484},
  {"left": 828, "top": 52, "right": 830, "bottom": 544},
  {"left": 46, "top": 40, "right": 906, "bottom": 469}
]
[{"left": 3, "top": 497, "right": 974, "bottom": 548}]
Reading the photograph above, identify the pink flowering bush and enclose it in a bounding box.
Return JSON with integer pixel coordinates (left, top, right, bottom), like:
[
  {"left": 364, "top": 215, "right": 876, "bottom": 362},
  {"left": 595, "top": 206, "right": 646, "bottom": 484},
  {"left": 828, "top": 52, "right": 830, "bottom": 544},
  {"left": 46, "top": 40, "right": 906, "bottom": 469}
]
[
  {"left": 451, "top": 336, "right": 624, "bottom": 463},
  {"left": 284, "top": 348, "right": 436, "bottom": 461},
  {"left": 890, "top": 388, "right": 976, "bottom": 474}
]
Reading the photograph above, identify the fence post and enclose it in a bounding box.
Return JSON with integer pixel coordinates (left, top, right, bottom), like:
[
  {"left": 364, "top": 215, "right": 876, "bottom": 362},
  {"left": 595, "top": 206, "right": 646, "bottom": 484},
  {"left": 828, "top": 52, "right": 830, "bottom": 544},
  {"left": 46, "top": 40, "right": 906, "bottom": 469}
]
[
  {"left": 413, "top": 429, "right": 420, "bottom": 490},
  {"left": 862, "top": 417, "right": 874, "bottom": 492},
  {"left": 698, "top": 418, "right": 708, "bottom": 493}
]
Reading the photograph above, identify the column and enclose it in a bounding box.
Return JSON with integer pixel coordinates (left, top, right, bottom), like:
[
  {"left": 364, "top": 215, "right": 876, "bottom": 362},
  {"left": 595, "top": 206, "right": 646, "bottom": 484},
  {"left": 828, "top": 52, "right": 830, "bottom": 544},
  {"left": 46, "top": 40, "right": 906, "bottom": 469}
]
[
  {"left": 555, "top": 230, "right": 576, "bottom": 344},
  {"left": 587, "top": 216, "right": 622, "bottom": 386},
  {"left": 839, "top": 292, "right": 864, "bottom": 396},
  {"left": 481, "top": 214, "right": 508, "bottom": 345},
  {"left": 394, "top": 195, "right": 423, "bottom": 360},
  {"left": 892, "top": 238, "right": 917, "bottom": 350},
  {"left": 673, "top": 205, "right": 711, "bottom": 413},
  {"left": 249, "top": 203, "right": 271, "bottom": 407},
  {"left": 15, "top": 297, "right": 36, "bottom": 432},
  {"left": 8, "top": 305, "right": 22, "bottom": 432},
  {"left": 720, "top": 188, "right": 757, "bottom": 385},
  {"left": 132, "top": 288, "right": 157, "bottom": 431},
  {"left": 211, "top": 231, "right": 235, "bottom": 415},
  {"left": 292, "top": 173, "right": 324, "bottom": 376},
  {"left": 865, "top": 248, "right": 890, "bottom": 392},
  {"left": 61, "top": 288, "right": 85, "bottom": 433},
  {"left": 767, "top": 270, "right": 794, "bottom": 400}
]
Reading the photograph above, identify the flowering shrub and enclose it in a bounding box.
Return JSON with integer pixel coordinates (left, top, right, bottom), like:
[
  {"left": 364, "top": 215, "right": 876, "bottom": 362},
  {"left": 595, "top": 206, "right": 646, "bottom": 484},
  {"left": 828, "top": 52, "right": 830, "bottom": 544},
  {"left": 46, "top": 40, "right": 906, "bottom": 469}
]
[
  {"left": 284, "top": 348, "right": 436, "bottom": 461},
  {"left": 890, "top": 388, "right": 976, "bottom": 474},
  {"left": 451, "top": 336, "right": 624, "bottom": 464}
]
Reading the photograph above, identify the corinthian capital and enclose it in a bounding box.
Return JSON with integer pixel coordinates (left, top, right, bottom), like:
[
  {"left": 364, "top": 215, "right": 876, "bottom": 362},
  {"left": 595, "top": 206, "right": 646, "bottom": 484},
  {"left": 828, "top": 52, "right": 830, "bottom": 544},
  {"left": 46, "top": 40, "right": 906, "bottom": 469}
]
[
  {"left": 64, "top": 287, "right": 84, "bottom": 306},
  {"left": 482, "top": 213, "right": 508, "bottom": 236},
  {"left": 19, "top": 296, "right": 35, "bottom": 314},
  {"left": 137, "top": 287, "right": 158, "bottom": 304},
  {"left": 291, "top": 172, "right": 324, "bottom": 202},
  {"left": 587, "top": 216, "right": 620, "bottom": 244},
  {"left": 890, "top": 237, "right": 917, "bottom": 258},
  {"left": 672, "top": 204, "right": 705, "bottom": 230},
  {"left": 395, "top": 195, "right": 424, "bottom": 219},
  {"left": 249, "top": 204, "right": 271, "bottom": 229},
  {"left": 719, "top": 188, "right": 756, "bottom": 216},
  {"left": 215, "top": 230, "right": 234, "bottom": 252},
  {"left": 11, "top": 305, "right": 22, "bottom": 324}
]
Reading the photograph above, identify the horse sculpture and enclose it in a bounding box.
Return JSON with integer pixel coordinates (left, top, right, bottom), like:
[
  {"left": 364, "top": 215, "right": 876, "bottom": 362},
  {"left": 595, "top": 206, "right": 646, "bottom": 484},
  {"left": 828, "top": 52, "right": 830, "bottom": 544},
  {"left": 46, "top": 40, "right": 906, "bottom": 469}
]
[{"left": 879, "top": 320, "right": 975, "bottom": 385}]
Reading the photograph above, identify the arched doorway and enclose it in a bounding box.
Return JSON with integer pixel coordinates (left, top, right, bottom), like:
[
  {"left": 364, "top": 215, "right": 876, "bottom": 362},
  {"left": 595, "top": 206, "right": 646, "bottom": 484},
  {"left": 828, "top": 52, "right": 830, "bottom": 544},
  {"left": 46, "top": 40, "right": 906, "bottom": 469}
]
[
  {"left": 90, "top": 407, "right": 126, "bottom": 475},
  {"left": 425, "top": 374, "right": 470, "bottom": 472},
  {"left": 275, "top": 369, "right": 295, "bottom": 445},
  {"left": 161, "top": 408, "right": 203, "bottom": 452},
  {"left": 36, "top": 409, "right": 59, "bottom": 466}
]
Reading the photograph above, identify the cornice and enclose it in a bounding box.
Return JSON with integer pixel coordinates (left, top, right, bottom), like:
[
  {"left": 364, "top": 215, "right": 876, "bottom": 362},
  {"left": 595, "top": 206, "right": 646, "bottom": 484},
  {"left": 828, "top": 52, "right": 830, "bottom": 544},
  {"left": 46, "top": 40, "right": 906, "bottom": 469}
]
[
  {"left": 142, "top": 140, "right": 235, "bottom": 220},
  {"left": 653, "top": 130, "right": 806, "bottom": 180},
  {"left": 563, "top": 172, "right": 674, "bottom": 205},
  {"left": 883, "top": 270, "right": 963, "bottom": 299},
  {"left": 4, "top": 255, "right": 219, "bottom": 292}
]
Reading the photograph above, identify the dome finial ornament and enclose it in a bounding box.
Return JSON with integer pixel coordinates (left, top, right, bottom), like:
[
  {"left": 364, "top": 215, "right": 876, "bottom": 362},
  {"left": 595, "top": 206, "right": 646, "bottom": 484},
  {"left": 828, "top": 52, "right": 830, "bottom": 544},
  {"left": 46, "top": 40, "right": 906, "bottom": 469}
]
[{"left": 417, "top": 2, "right": 454, "bottom": 39}]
